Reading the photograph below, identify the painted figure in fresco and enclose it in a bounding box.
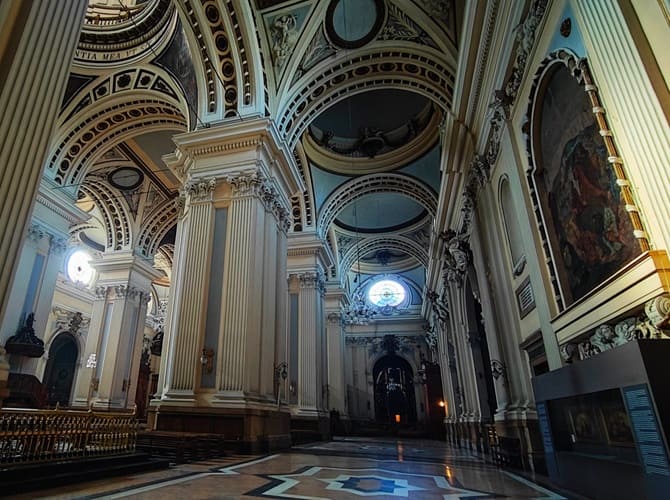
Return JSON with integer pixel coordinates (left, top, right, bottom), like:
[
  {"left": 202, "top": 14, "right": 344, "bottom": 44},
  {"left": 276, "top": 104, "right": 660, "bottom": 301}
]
[{"left": 548, "top": 123, "right": 638, "bottom": 300}]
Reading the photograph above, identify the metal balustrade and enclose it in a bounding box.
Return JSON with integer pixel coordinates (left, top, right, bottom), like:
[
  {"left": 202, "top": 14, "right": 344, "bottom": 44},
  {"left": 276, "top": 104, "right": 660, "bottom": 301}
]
[{"left": 0, "top": 407, "right": 137, "bottom": 465}]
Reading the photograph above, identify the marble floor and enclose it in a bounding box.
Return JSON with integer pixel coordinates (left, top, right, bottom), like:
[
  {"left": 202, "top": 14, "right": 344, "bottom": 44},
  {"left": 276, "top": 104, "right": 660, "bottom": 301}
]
[{"left": 8, "top": 437, "right": 570, "bottom": 499}]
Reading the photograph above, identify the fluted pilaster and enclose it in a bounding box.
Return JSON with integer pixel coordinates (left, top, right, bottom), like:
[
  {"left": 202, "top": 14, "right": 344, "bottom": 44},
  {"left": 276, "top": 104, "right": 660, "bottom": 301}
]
[
  {"left": 0, "top": 0, "right": 87, "bottom": 320},
  {"left": 573, "top": 2, "right": 670, "bottom": 250},
  {"left": 163, "top": 180, "right": 216, "bottom": 394}
]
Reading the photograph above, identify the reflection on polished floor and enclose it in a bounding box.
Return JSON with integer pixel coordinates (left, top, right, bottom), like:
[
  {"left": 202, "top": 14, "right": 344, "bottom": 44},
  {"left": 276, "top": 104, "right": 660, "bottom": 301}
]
[{"left": 9, "top": 438, "right": 569, "bottom": 499}]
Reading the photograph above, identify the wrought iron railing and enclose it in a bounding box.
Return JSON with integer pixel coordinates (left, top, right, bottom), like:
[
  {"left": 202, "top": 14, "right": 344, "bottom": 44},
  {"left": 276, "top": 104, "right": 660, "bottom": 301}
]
[{"left": 0, "top": 407, "right": 137, "bottom": 465}]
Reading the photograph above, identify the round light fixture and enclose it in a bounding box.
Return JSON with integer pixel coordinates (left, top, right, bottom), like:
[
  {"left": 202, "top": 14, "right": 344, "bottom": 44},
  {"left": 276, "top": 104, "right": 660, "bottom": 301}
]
[
  {"left": 107, "top": 167, "right": 144, "bottom": 191},
  {"left": 67, "top": 250, "right": 94, "bottom": 285},
  {"left": 368, "top": 279, "right": 406, "bottom": 307}
]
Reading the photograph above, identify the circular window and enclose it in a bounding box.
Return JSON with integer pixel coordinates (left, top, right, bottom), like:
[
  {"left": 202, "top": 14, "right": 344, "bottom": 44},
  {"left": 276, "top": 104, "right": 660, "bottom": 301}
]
[
  {"left": 67, "top": 250, "right": 94, "bottom": 285},
  {"left": 107, "top": 167, "right": 144, "bottom": 191},
  {"left": 326, "top": 0, "right": 385, "bottom": 49},
  {"left": 368, "top": 279, "right": 406, "bottom": 307}
]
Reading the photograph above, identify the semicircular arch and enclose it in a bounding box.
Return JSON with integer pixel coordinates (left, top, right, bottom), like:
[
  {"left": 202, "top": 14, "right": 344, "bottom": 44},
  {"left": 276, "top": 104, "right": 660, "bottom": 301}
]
[
  {"left": 48, "top": 93, "right": 187, "bottom": 189},
  {"left": 137, "top": 198, "right": 178, "bottom": 258},
  {"left": 339, "top": 235, "right": 428, "bottom": 276},
  {"left": 277, "top": 47, "right": 455, "bottom": 149},
  {"left": 318, "top": 173, "right": 437, "bottom": 238},
  {"left": 80, "top": 179, "right": 133, "bottom": 251}
]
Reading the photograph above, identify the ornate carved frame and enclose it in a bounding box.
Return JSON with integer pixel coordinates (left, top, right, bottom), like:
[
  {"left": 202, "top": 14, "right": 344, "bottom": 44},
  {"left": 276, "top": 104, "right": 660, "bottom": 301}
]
[{"left": 524, "top": 49, "right": 649, "bottom": 311}]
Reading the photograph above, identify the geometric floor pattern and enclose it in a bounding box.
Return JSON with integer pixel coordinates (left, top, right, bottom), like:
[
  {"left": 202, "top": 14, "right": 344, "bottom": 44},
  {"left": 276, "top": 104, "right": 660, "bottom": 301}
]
[{"left": 6, "top": 438, "right": 568, "bottom": 499}]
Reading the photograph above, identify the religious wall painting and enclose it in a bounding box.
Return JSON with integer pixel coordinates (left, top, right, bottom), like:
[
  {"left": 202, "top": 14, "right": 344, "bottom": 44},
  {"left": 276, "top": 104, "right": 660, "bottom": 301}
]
[{"left": 530, "top": 55, "right": 641, "bottom": 305}]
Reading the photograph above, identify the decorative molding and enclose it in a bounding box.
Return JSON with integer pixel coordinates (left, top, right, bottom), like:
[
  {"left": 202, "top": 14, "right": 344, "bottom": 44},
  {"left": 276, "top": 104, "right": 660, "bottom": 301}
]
[
  {"left": 645, "top": 294, "right": 670, "bottom": 328},
  {"left": 560, "top": 296, "right": 670, "bottom": 363},
  {"left": 50, "top": 99, "right": 186, "bottom": 187},
  {"left": 524, "top": 49, "right": 650, "bottom": 310},
  {"left": 439, "top": 229, "right": 472, "bottom": 287},
  {"left": 227, "top": 171, "right": 264, "bottom": 197},
  {"left": 426, "top": 289, "right": 449, "bottom": 324},
  {"left": 49, "top": 236, "right": 68, "bottom": 255},
  {"left": 113, "top": 284, "right": 142, "bottom": 300},
  {"left": 185, "top": 177, "right": 217, "bottom": 202},
  {"left": 200, "top": 0, "right": 239, "bottom": 117},
  {"left": 459, "top": 1, "right": 549, "bottom": 237},
  {"left": 27, "top": 223, "right": 46, "bottom": 243},
  {"left": 52, "top": 307, "right": 90, "bottom": 336},
  {"left": 298, "top": 271, "right": 325, "bottom": 294},
  {"left": 490, "top": 359, "right": 506, "bottom": 380},
  {"left": 94, "top": 285, "right": 111, "bottom": 300},
  {"left": 180, "top": 0, "right": 218, "bottom": 114},
  {"left": 280, "top": 49, "right": 454, "bottom": 148}
]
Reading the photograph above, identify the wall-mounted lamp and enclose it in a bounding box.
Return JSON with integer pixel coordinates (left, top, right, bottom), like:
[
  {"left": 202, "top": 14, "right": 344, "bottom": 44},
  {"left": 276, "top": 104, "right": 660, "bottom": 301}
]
[{"left": 200, "top": 347, "right": 215, "bottom": 374}]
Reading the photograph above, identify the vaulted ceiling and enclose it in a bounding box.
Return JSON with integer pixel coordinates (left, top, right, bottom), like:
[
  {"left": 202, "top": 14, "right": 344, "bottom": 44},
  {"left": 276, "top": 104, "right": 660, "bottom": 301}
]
[{"left": 56, "top": 0, "right": 470, "bottom": 299}]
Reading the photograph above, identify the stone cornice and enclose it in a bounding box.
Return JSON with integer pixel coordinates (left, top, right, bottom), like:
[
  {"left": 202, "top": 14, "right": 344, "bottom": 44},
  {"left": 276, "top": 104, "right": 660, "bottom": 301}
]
[
  {"left": 302, "top": 109, "right": 442, "bottom": 175},
  {"left": 287, "top": 231, "right": 335, "bottom": 270},
  {"left": 166, "top": 116, "right": 305, "bottom": 198},
  {"left": 36, "top": 178, "right": 89, "bottom": 227}
]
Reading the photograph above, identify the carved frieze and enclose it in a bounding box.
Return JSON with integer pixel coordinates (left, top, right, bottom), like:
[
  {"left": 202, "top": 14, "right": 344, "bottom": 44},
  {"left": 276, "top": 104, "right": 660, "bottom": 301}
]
[
  {"left": 269, "top": 14, "right": 298, "bottom": 73},
  {"left": 560, "top": 297, "right": 670, "bottom": 363},
  {"left": 52, "top": 307, "right": 90, "bottom": 336}
]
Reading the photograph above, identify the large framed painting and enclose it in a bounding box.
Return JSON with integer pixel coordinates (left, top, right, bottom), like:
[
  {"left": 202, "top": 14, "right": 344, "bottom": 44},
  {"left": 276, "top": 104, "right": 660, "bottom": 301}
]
[{"left": 527, "top": 50, "right": 644, "bottom": 307}]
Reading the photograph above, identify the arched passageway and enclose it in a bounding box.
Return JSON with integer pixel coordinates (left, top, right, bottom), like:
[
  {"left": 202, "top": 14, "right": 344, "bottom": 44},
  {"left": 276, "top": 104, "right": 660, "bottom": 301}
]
[
  {"left": 373, "top": 355, "right": 417, "bottom": 425},
  {"left": 43, "top": 334, "right": 78, "bottom": 407}
]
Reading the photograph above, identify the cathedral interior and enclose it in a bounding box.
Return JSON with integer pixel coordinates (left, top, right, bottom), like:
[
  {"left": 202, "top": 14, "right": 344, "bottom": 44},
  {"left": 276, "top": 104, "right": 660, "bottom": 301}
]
[{"left": 0, "top": 0, "right": 669, "bottom": 498}]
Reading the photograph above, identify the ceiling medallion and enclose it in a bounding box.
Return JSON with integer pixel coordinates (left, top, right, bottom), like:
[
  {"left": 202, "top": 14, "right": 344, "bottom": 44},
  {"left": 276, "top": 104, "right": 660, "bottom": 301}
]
[
  {"left": 325, "top": 0, "right": 386, "bottom": 49},
  {"left": 107, "top": 166, "right": 144, "bottom": 191}
]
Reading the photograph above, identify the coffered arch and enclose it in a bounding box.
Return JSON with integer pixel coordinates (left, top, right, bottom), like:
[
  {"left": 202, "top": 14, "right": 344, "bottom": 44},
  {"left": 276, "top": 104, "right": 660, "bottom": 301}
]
[
  {"left": 137, "top": 199, "right": 179, "bottom": 259},
  {"left": 339, "top": 235, "right": 429, "bottom": 276},
  {"left": 318, "top": 173, "right": 438, "bottom": 238},
  {"left": 79, "top": 179, "right": 133, "bottom": 252},
  {"left": 47, "top": 93, "right": 187, "bottom": 190},
  {"left": 277, "top": 47, "right": 456, "bottom": 149}
]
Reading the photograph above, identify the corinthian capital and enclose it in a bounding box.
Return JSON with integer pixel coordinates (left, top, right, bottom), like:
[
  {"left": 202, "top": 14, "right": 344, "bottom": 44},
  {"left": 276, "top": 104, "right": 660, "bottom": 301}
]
[
  {"left": 227, "top": 172, "right": 265, "bottom": 197},
  {"left": 185, "top": 177, "right": 217, "bottom": 202}
]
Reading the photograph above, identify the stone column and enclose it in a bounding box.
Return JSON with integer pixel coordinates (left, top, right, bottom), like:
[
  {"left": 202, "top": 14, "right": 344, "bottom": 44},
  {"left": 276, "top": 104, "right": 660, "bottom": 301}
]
[
  {"left": 72, "top": 252, "right": 159, "bottom": 409},
  {"left": 0, "top": 0, "right": 87, "bottom": 323},
  {"left": 324, "top": 286, "right": 347, "bottom": 417},
  {"left": 150, "top": 118, "right": 303, "bottom": 449},
  {"left": 293, "top": 271, "right": 326, "bottom": 416},
  {"left": 158, "top": 179, "right": 216, "bottom": 402},
  {"left": 574, "top": 1, "right": 670, "bottom": 251}
]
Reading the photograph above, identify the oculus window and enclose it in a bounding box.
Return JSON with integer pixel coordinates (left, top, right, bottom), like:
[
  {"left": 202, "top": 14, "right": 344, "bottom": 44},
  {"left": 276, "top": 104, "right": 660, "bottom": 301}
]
[
  {"left": 368, "top": 279, "right": 406, "bottom": 307},
  {"left": 67, "top": 250, "right": 94, "bottom": 285}
]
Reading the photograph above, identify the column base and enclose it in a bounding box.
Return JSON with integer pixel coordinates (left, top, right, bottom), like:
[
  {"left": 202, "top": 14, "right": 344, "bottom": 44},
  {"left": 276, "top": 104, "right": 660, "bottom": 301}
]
[
  {"left": 91, "top": 398, "right": 129, "bottom": 410},
  {"left": 147, "top": 404, "right": 291, "bottom": 453},
  {"left": 290, "top": 411, "right": 331, "bottom": 444}
]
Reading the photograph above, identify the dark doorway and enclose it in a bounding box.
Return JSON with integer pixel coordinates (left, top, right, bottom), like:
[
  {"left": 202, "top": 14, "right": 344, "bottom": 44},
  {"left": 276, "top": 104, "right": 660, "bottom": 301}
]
[
  {"left": 43, "top": 333, "right": 78, "bottom": 407},
  {"left": 373, "top": 355, "right": 417, "bottom": 424},
  {"left": 465, "top": 280, "right": 497, "bottom": 421}
]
